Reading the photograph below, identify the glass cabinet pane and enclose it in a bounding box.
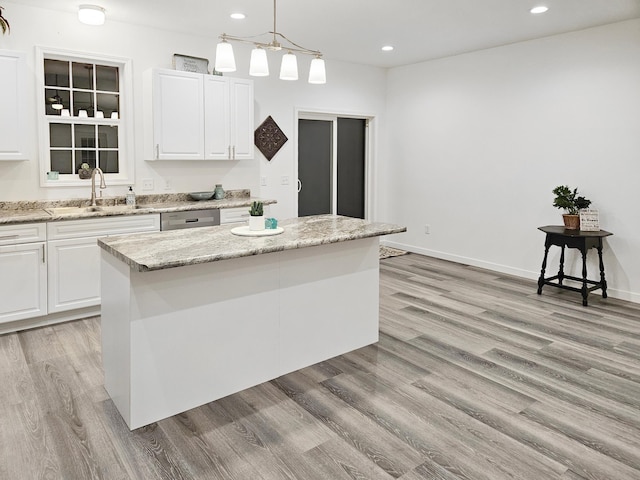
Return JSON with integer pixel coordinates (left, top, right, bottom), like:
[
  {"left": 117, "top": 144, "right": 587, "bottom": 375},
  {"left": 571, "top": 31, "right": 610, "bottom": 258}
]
[
  {"left": 72, "top": 62, "right": 94, "bottom": 89},
  {"left": 50, "top": 150, "right": 73, "bottom": 174},
  {"left": 96, "top": 65, "right": 119, "bottom": 92},
  {"left": 75, "top": 124, "right": 96, "bottom": 148},
  {"left": 96, "top": 93, "right": 120, "bottom": 118},
  {"left": 50, "top": 124, "right": 72, "bottom": 147},
  {"left": 44, "top": 59, "right": 69, "bottom": 87},
  {"left": 99, "top": 151, "right": 119, "bottom": 173},
  {"left": 98, "top": 125, "right": 118, "bottom": 149},
  {"left": 73, "top": 91, "right": 94, "bottom": 117}
]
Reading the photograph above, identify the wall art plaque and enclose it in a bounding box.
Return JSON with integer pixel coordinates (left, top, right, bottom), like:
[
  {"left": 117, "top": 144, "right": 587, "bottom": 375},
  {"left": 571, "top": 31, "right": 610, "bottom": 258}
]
[{"left": 254, "top": 115, "right": 288, "bottom": 161}]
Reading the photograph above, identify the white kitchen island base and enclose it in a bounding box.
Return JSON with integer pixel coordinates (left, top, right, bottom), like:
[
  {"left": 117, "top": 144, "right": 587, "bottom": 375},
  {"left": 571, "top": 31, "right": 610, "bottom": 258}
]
[{"left": 101, "top": 237, "right": 380, "bottom": 430}]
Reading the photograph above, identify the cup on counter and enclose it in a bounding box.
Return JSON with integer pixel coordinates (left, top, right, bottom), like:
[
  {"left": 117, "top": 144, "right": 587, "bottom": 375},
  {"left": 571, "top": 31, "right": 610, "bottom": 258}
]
[{"left": 265, "top": 218, "right": 278, "bottom": 229}]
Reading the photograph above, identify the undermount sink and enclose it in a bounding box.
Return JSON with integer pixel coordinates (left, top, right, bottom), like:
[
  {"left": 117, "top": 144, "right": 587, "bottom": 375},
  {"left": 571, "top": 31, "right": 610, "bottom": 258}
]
[
  {"left": 46, "top": 206, "right": 103, "bottom": 215},
  {"left": 46, "top": 205, "right": 146, "bottom": 215}
]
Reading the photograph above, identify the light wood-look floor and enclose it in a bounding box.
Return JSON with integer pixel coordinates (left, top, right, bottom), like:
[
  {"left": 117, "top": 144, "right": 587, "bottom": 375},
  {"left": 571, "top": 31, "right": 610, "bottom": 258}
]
[{"left": 2, "top": 253, "right": 640, "bottom": 479}]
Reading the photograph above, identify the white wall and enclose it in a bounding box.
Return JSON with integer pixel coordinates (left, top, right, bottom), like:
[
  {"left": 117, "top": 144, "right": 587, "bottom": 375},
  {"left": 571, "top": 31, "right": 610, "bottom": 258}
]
[
  {"left": 382, "top": 19, "right": 640, "bottom": 302},
  {"left": 0, "top": 1, "right": 387, "bottom": 220}
]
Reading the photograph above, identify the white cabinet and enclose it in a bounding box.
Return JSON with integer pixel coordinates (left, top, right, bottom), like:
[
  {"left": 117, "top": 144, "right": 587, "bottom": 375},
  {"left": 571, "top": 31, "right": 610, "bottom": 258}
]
[
  {"left": 0, "top": 223, "right": 47, "bottom": 323},
  {"left": 152, "top": 69, "right": 205, "bottom": 160},
  {"left": 149, "top": 69, "right": 253, "bottom": 161},
  {"left": 204, "top": 76, "right": 254, "bottom": 160},
  {"left": 220, "top": 207, "right": 251, "bottom": 225},
  {"left": 0, "top": 50, "right": 28, "bottom": 161},
  {"left": 47, "top": 215, "right": 160, "bottom": 313}
]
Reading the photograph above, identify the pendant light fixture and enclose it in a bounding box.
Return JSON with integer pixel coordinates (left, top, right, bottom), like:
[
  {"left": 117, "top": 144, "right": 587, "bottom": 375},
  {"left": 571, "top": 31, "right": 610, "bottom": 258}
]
[{"left": 214, "top": 0, "right": 326, "bottom": 84}]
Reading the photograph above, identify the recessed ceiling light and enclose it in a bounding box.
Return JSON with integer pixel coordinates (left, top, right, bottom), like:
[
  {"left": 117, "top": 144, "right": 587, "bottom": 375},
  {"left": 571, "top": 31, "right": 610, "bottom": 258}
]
[
  {"left": 530, "top": 6, "right": 549, "bottom": 14},
  {"left": 230, "top": 13, "right": 246, "bottom": 20},
  {"left": 381, "top": 45, "right": 394, "bottom": 52}
]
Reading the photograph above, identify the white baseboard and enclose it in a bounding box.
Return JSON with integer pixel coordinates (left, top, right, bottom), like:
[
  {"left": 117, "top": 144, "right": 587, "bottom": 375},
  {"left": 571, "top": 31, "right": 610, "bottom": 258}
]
[{"left": 380, "top": 240, "right": 640, "bottom": 305}]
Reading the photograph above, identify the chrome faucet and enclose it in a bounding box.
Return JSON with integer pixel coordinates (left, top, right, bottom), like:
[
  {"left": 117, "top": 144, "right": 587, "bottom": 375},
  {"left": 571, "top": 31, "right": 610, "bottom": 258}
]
[{"left": 90, "top": 167, "right": 107, "bottom": 206}]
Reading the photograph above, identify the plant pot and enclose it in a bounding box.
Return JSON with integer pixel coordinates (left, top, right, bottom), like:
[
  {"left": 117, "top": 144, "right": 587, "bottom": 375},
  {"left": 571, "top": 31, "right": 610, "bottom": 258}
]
[
  {"left": 249, "top": 215, "right": 265, "bottom": 231},
  {"left": 562, "top": 214, "right": 580, "bottom": 230}
]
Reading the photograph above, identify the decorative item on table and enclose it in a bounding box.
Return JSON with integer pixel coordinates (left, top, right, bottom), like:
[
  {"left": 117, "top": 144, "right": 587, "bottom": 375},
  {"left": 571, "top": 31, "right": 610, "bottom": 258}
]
[
  {"left": 47, "top": 171, "right": 59, "bottom": 180},
  {"left": 172, "top": 54, "right": 209, "bottom": 74},
  {"left": 579, "top": 209, "right": 600, "bottom": 231},
  {"left": 265, "top": 218, "right": 278, "bottom": 229},
  {"left": 552, "top": 185, "right": 592, "bottom": 230},
  {"left": 78, "top": 163, "right": 92, "bottom": 179},
  {"left": 126, "top": 186, "right": 136, "bottom": 206},
  {"left": 255, "top": 115, "right": 288, "bottom": 161},
  {"left": 188, "top": 191, "right": 214, "bottom": 201},
  {"left": 248, "top": 201, "right": 265, "bottom": 231},
  {"left": 213, "top": 184, "right": 225, "bottom": 199}
]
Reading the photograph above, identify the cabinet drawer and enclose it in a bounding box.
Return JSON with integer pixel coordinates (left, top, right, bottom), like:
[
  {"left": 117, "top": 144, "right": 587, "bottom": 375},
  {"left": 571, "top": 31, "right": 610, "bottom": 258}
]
[
  {"left": 47, "top": 214, "right": 160, "bottom": 240},
  {"left": 0, "top": 223, "right": 46, "bottom": 245},
  {"left": 220, "top": 207, "right": 251, "bottom": 225}
]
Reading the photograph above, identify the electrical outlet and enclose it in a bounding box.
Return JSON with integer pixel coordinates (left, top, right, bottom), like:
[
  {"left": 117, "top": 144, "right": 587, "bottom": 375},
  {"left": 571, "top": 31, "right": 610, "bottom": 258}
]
[
  {"left": 281, "top": 176, "right": 289, "bottom": 185},
  {"left": 424, "top": 224, "right": 431, "bottom": 234},
  {"left": 142, "top": 178, "right": 154, "bottom": 191},
  {"left": 164, "top": 179, "right": 172, "bottom": 191},
  {"left": 261, "top": 176, "right": 267, "bottom": 186}
]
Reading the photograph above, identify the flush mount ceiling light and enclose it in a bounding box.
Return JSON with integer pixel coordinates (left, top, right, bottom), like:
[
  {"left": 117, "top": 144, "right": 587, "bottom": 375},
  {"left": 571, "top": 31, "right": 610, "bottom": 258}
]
[
  {"left": 381, "top": 45, "right": 394, "bottom": 52},
  {"left": 78, "top": 5, "right": 106, "bottom": 25},
  {"left": 230, "top": 13, "right": 246, "bottom": 20},
  {"left": 215, "top": 0, "right": 326, "bottom": 84},
  {"left": 530, "top": 5, "right": 549, "bottom": 14}
]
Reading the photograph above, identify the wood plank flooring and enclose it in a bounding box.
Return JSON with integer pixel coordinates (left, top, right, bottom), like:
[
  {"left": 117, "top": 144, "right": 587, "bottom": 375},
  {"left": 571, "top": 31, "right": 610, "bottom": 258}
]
[{"left": 1, "top": 253, "right": 640, "bottom": 479}]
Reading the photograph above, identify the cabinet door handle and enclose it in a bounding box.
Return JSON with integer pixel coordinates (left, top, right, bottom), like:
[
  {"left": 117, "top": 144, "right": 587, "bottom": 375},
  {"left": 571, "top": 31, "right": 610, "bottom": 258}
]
[
  {"left": 228, "top": 146, "right": 231, "bottom": 159},
  {"left": 297, "top": 179, "right": 302, "bottom": 193},
  {"left": 232, "top": 146, "right": 236, "bottom": 159},
  {"left": 0, "top": 234, "right": 19, "bottom": 240},
  {"left": 42, "top": 244, "right": 46, "bottom": 263},
  {"left": 155, "top": 144, "right": 159, "bottom": 159}
]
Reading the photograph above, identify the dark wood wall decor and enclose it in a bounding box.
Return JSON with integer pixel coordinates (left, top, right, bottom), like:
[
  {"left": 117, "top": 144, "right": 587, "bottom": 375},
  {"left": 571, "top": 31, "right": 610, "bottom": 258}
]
[{"left": 255, "top": 115, "right": 288, "bottom": 161}]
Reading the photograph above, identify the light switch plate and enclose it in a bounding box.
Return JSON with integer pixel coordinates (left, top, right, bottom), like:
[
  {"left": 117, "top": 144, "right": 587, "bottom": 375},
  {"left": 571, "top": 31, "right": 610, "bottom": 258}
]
[{"left": 142, "top": 178, "right": 154, "bottom": 191}]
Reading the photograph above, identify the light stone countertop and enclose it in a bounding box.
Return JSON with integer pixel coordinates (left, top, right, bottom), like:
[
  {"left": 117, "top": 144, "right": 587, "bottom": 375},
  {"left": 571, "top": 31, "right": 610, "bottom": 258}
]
[
  {"left": 0, "top": 191, "right": 274, "bottom": 225},
  {"left": 98, "top": 215, "right": 407, "bottom": 272}
]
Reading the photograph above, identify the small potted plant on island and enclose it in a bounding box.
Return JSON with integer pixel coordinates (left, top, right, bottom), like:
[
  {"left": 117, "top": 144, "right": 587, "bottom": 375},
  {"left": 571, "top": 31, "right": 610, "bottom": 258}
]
[
  {"left": 248, "top": 201, "right": 265, "bottom": 231},
  {"left": 552, "top": 185, "right": 592, "bottom": 230},
  {"left": 0, "top": 6, "right": 10, "bottom": 35}
]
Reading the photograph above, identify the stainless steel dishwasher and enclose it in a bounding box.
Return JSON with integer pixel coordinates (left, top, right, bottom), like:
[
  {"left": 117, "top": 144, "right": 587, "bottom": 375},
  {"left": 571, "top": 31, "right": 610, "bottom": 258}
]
[{"left": 160, "top": 209, "right": 220, "bottom": 231}]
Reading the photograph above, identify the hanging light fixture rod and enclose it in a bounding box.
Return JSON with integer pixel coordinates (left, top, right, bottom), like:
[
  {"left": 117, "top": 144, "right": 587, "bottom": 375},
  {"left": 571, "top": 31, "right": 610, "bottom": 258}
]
[{"left": 214, "top": 0, "right": 326, "bottom": 83}]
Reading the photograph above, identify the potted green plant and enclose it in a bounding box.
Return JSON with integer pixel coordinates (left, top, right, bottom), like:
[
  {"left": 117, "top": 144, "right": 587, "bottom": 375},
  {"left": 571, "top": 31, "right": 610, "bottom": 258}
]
[
  {"left": 248, "top": 201, "right": 265, "bottom": 231},
  {"left": 552, "top": 185, "right": 592, "bottom": 230},
  {"left": 0, "top": 6, "right": 10, "bottom": 35}
]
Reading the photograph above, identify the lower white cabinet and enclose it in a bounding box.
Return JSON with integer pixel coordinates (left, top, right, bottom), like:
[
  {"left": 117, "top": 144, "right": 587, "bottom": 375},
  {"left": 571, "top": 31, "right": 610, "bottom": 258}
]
[
  {"left": 0, "top": 223, "right": 47, "bottom": 323},
  {"left": 47, "top": 215, "right": 160, "bottom": 313}
]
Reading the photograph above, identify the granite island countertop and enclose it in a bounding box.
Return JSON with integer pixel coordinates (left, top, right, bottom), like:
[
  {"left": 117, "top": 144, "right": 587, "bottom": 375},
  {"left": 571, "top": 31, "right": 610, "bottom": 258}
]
[
  {"left": 98, "top": 215, "right": 407, "bottom": 272},
  {"left": 0, "top": 191, "right": 275, "bottom": 225}
]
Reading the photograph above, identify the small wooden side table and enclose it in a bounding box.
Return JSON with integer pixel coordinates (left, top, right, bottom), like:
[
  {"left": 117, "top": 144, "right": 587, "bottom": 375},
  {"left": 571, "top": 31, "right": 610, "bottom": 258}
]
[{"left": 537, "top": 226, "right": 613, "bottom": 306}]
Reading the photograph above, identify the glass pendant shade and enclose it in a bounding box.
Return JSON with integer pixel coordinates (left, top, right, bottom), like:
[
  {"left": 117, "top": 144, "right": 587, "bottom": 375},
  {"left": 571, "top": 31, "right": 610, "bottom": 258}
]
[
  {"left": 249, "top": 47, "right": 269, "bottom": 76},
  {"left": 279, "top": 52, "right": 298, "bottom": 81},
  {"left": 78, "top": 5, "right": 106, "bottom": 25},
  {"left": 308, "top": 57, "right": 326, "bottom": 84},
  {"left": 215, "top": 41, "right": 237, "bottom": 73}
]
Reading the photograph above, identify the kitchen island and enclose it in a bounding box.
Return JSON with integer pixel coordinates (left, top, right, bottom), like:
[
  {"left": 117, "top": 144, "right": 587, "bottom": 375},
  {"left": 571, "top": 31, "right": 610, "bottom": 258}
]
[{"left": 99, "top": 215, "right": 405, "bottom": 430}]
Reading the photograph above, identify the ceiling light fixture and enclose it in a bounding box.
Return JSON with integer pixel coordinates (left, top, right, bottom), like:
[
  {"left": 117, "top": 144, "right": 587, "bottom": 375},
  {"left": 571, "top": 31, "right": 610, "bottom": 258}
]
[
  {"left": 78, "top": 5, "right": 106, "bottom": 25},
  {"left": 381, "top": 45, "right": 394, "bottom": 52},
  {"left": 215, "top": 0, "right": 326, "bottom": 84},
  {"left": 530, "top": 6, "right": 549, "bottom": 14},
  {"left": 230, "top": 13, "right": 246, "bottom": 20}
]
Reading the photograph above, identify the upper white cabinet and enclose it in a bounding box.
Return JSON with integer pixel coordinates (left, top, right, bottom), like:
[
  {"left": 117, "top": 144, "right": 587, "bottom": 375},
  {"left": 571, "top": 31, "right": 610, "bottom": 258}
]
[
  {"left": 149, "top": 69, "right": 254, "bottom": 161},
  {"left": 152, "top": 69, "right": 205, "bottom": 160},
  {"left": 204, "top": 76, "right": 254, "bottom": 160},
  {"left": 0, "top": 50, "right": 28, "bottom": 161}
]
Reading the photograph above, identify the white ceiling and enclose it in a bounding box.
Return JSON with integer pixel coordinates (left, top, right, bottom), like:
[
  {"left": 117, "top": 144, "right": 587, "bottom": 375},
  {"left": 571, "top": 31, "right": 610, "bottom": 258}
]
[{"left": 18, "top": 0, "right": 640, "bottom": 68}]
